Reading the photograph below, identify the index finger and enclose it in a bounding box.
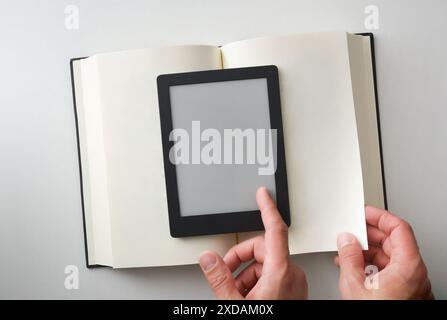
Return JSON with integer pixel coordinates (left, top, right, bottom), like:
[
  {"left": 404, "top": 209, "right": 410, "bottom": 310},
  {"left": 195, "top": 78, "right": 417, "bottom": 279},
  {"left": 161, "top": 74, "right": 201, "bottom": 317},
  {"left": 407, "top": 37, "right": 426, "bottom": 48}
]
[{"left": 256, "top": 187, "right": 289, "bottom": 270}]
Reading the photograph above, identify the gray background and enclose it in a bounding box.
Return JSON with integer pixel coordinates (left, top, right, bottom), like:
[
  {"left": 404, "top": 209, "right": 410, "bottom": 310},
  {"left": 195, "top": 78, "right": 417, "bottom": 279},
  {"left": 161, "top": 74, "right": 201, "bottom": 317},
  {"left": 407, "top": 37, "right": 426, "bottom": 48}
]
[{"left": 0, "top": 0, "right": 446, "bottom": 299}]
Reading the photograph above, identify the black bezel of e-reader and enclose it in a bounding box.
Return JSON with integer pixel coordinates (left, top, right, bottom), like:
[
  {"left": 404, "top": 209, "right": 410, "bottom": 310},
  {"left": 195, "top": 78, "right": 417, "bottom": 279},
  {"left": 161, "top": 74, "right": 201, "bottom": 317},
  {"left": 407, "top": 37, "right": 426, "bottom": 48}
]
[{"left": 156, "top": 65, "right": 290, "bottom": 237}]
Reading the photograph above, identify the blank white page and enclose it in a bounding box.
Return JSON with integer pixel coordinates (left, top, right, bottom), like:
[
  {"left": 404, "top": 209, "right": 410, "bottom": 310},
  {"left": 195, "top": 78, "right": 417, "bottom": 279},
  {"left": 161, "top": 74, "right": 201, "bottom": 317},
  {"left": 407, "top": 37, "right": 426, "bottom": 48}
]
[
  {"left": 348, "top": 34, "right": 385, "bottom": 209},
  {"left": 73, "top": 57, "right": 113, "bottom": 266},
  {"left": 222, "top": 33, "right": 368, "bottom": 253},
  {"left": 93, "top": 46, "right": 236, "bottom": 268}
]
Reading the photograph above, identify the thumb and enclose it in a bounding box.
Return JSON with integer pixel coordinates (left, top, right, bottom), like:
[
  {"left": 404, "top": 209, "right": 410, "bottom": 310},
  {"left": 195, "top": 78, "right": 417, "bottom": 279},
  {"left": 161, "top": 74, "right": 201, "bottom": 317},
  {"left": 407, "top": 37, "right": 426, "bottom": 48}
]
[
  {"left": 199, "top": 251, "right": 242, "bottom": 299},
  {"left": 337, "top": 233, "right": 366, "bottom": 290}
]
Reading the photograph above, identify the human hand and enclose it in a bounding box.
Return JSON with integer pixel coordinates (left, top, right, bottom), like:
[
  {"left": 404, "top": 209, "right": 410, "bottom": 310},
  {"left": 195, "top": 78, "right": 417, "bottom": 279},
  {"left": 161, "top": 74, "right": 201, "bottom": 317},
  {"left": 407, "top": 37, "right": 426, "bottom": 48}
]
[
  {"left": 198, "top": 187, "right": 308, "bottom": 299},
  {"left": 335, "top": 206, "right": 433, "bottom": 300}
]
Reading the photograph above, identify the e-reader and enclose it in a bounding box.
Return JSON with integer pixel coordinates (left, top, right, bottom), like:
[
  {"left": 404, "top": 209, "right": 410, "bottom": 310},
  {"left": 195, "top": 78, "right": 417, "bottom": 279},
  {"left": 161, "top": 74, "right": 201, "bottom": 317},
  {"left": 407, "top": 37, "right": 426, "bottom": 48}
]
[{"left": 157, "top": 65, "right": 290, "bottom": 237}]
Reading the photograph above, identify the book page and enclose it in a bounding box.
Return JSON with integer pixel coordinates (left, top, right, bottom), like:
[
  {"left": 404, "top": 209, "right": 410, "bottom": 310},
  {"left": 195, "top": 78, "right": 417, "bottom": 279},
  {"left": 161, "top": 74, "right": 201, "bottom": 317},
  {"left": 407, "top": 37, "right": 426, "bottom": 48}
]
[
  {"left": 347, "top": 34, "right": 385, "bottom": 209},
  {"left": 222, "top": 33, "right": 368, "bottom": 253},
  {"left": 88, "top": 46, "right": 236, "bottom": 268},
  {"left": 73, "top": 57, "right": 113, "bottom": 266}
]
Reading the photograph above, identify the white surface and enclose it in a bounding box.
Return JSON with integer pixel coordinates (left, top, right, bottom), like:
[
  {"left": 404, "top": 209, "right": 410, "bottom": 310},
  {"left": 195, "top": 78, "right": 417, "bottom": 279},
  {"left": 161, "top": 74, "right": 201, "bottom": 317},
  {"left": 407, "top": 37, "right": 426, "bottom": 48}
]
[{"left": 0, "top": 0, "right": 446, "bottom": 299}]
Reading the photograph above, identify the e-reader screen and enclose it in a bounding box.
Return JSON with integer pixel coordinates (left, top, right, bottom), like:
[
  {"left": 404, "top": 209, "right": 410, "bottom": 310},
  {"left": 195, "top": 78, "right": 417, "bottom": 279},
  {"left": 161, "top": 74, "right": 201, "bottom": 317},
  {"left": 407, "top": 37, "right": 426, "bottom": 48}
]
[
  {"left": 169, "top": 79, "right": 276, "bottom": 217},
  {"left": 157, "top": 66, "right": 290, "bottom": 237}
]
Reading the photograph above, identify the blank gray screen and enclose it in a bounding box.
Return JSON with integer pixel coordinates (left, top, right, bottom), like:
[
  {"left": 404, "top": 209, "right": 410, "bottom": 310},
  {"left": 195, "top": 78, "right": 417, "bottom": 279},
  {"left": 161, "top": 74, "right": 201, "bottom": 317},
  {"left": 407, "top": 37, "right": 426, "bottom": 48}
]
[{"left": 169, "top": 78, "right": 276, "bottom": 217}]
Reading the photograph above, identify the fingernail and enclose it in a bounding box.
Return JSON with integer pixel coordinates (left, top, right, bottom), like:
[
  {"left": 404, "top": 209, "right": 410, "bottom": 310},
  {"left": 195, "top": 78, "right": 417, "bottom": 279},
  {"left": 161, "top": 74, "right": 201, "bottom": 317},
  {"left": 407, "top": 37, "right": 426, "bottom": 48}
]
[
  {"left": 199, "top": 252, "right": 217, "bottom": 272},
  {"left": 337, "top": 232, "right": 356, "bottom": 249},
  {"left": 257, "top": 186, "right": 267, "bottom": 195}
]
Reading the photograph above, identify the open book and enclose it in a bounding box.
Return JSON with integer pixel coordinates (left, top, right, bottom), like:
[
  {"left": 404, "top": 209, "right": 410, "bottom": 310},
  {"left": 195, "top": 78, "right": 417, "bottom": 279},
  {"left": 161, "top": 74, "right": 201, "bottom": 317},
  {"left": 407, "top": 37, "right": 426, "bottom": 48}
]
[{"left": 71, "top": 32, "right": 386, "bottom": 268}]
